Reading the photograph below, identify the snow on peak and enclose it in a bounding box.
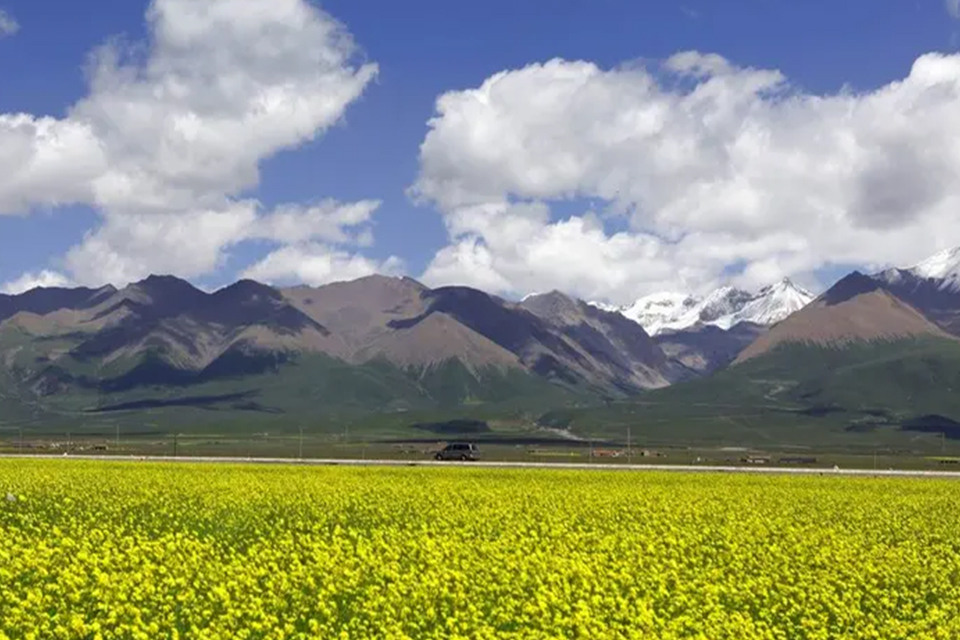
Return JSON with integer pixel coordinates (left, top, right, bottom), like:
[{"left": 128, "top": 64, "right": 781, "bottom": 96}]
[
  {"left": 619, "top": 292, "right": 700, "bottom": 336},
  {"left": 911, "top": 246, "right": 960, "bottom": 279},
  {"left": 597, "top": 278, "right": 814, "bottom": 336},
  {"left": 902, "top": 246, "right": 960, "bottom": 291},
  {"left": 714, "top": 278, "right": 814, "bottom": 330},
  {"left": 588, "top": 300, "right": 622, "bottom": 313}
]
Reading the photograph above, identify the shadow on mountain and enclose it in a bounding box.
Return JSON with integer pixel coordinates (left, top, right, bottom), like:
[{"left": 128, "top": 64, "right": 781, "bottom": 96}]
[
  {"left": 378, "top": 436, "right": 609, "bottom": 446},
  {"left": 88, "top": 391, "right": 267, "bottom": 413},
  {"left": 198, "top": 280, "right": 330, "bottom": 335},
  {"left": 797, "top": 405, "right": 846, "bottom": 417},
  {"left": 99, "top": 353, "right": 198, "bottom": 392},
  {"left": 900, "top": 414, "right": 960, "bottom": 439},
  {"left": 0, "top": 285, "right": 116, "bottom": 322},
  {"left": 99, "top": 347, "right": 293, "bottom": 393},
  {"left": 821, "top": 272, "right": 882, "bottom": 306},
  {"left": 73, "top": 278, "right": 328, "bottom": 363},
  {"left": 199, "top": 347, "right": 291, "bottom": 381},
  {"left": 411, "top": 419, "right": 491, "bottom": 435},
  {"left": 390, "top": 286, "right": 589, "bottom": 367},
  {"left": 845, "top": 422, "right": 880, "bottom": 433}
]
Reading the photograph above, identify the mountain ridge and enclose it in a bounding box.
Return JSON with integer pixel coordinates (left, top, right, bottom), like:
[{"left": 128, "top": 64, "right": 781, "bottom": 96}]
[
  {"left": 587, "top": 277, "right": 815, "bottom": 336},
  {"left": 8, "top": 244, "right": 960, "bottom": 441},
  {"left": 0, "top": 274, "right": 679, "bottom": 421}
]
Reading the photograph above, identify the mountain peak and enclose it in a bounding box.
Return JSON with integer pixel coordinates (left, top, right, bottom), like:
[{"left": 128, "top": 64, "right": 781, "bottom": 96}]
[
  {"left": 521, "top": 289, "right": 573, "bottom": 303},
  {"left": 911, "top": 246, "right": 960, "bottom": 280},
  {"left": 518, "top": 290, "right": 581, "bottom": 319},
  {"left": 736, "top": 276, "right": 949, "bottom": 363},
  {"left": 126, "top": 274, "right": 205, "bottom": 302},
  {"left": 607, "top": 279, "right": 814, "bottom": 336},
  {"left": 820, "top": 271, "right": 881, "bottom": 306}
]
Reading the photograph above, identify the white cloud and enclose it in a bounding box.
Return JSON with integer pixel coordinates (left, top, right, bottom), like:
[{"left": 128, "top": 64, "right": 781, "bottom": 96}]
[
  {"left": 414, "top": 52, "right": 960, "bottom": 304},
  {"left": 1, "top": 0, "right": 382, "bottom": 287},
  {"left": 240, "top": 244, "right": 404, "bottom": 287},
  {"left": 0, "top": 116, "right": 105, "bottom": 213},
  {"left": 63, "top": 199, "right": 389, "bottom": 287},
  {"left": 251, "top": 199, "right": 381, "bottom": 246},
  {"left": 65, "top": 202, "right": 260, "bottom": 286},
  {"left": 1, "top": 270, "right": 72, "bottom": 295},
  {"left": 0, "top": 9, "right": 17, "bottom": 38},
  {"left": 947, "top": 0, "right": 960, "bottom": 19}
]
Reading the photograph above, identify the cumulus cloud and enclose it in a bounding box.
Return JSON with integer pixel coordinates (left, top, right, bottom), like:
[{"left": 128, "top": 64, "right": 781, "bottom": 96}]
[
  {"left": 413, "top": 52, "right": 960, "bottom": 304},
  {"left": 250, "top": 200, "right": 381, "bottom": 246},
  {"left": 0, "top": 9, "right": 17, "bottom": 37},
  {"left": 1, "top": 0, "right": 392, "bottom": 287},
  {"left": 240, "top": 244, "right": 404, "bottom": 287},
  {"left": 1, "top": 270, "right": 72, "bottom": 295},
  {"left": 64, "top": 199, "right": 385, "bottom": 287}
]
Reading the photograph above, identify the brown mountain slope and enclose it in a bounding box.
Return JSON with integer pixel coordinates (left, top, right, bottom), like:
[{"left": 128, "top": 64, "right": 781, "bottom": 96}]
[
  {"left": 519, "top": 291, "right": 674, "bottom": 389},
  {"left": 1, "top": 276, "right": 347, "bottom": 381},
  {"left": 1, "top": 273, "right": 677, "bottom": 399},
  {"left": 285, "top": 279, "right": 676, "bottom": 390},
  {"left": 281, "top": 275, "right": 430, "bottom": 358},
  {"left": 282, "top": 275, "right": 522, "bottom": 371},
  {"left": 656, "top": 321, "right": 767, "bottom": 374},
  {"left": 356, "top": 313, "right": 521, "bottom": 370},
  {"left": 735, "top": 272, "right": 953, "bottom": 364}
]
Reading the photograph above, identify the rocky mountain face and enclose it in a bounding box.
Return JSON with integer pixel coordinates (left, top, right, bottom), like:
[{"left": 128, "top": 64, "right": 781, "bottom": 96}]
[
  {"left": 518, "top": 291, "right": 680, "bottom": 390},
  {"left": 872, "top": 248, "right": 960, "bottom": 336},
  {"left": 584, "top": 278, "right": 815, "bottom": 374},
  {"left": 655, "top": 322, "right": 767, "bottom": 374},
  {"left": 0, "top": 275, "right": 680, "bottom": 416}
]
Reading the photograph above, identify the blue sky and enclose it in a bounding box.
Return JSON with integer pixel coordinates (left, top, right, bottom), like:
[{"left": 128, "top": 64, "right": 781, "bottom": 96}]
[{"left": 2, "top": 0, "right": 960, "bottom": 303}]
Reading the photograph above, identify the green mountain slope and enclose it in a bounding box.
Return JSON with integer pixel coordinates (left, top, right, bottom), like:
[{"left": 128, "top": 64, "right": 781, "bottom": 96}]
[
  {"left": 0, "top": 345, "right": 585, "bottom": 437},
  {"left": 539, "top": 336, "right": 960, "bottom": 450}
]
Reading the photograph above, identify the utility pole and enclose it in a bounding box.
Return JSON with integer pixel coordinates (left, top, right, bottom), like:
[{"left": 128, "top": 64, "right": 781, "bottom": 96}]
[
  {"left": 115, "top": 423, "right": 120, "bottom": 450},
  {"left": 298, "top": 425, "right": 303, "bottom": 460},
  {"left": 174, "top": 433, "right": 179, "bottom": 458},
  {"left": 627, "top": 427, "right": 632, "bottom": 465},
  {"left": 18, "top": 426, "right": 22, "bottom": 454}
]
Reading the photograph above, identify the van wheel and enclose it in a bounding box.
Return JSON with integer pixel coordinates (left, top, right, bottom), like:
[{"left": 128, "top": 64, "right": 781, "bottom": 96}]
[
  {"left": 435, "top": 453, "right": 443, "bottom": 461},
  {"left": 460, "top": 454, "right": 468, "bottom": 461}
]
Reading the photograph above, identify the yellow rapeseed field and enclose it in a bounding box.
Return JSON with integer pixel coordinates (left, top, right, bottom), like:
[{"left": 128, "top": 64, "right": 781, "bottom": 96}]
[{"left": 2, "top": 460, "right": 960, "bottom": 639}]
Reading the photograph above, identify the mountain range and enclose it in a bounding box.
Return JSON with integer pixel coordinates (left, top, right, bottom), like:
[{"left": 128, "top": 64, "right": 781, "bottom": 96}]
[
  {"left": 0, "top": 274, "right": 688, "bottom": 431},
  {"left": 611, "top": 279, "right": 816, "bottom": 375},
  {"left": 589, "top": 277, "right": 815, "bottom": 336},
  {"left": 4, "top": 246, "right": 960, "bottom": 446}
]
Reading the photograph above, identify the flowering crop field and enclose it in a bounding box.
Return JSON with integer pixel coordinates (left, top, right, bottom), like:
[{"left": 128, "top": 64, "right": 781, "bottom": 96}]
[{"left": 2, "top": 461, "right": 960, "bottom": 639}]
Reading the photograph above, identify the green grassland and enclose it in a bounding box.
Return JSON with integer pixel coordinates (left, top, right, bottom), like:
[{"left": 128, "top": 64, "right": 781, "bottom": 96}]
[
  {"left": 538, "top": 337, "right": 960, "bottom": 453},
  {"left": 5, "top": 334, "right": 960, "bottom": 458}
]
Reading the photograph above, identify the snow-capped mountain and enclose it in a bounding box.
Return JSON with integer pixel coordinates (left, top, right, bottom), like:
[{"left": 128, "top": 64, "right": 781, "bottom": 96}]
[
  {"left": 618, "top": 292, "right": 700, "bottom": 336},
  {"left": 722, "top": 279, "right": 817, "bottom": 328},
  {"left": 592, "top": 278, "right": 815, "bottom": 336},
  {"left": 588, "top": 300, "right": 623, "bottom": 314},
  {"left": 870, "top": 246, "right": 960, "bottom": 336},
  {"left": 875, "top": 247, "right": 960, "bottom": 293}
]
